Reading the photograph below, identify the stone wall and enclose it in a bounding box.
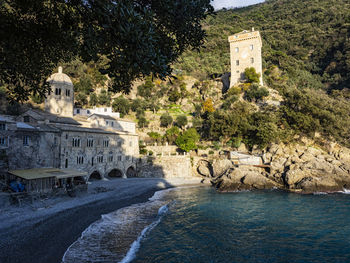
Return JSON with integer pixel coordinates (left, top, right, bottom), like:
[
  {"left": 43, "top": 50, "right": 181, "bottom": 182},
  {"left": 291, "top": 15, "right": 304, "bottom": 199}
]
[{"left": 137, "top": 155, "right": 195, "bottom": 178}]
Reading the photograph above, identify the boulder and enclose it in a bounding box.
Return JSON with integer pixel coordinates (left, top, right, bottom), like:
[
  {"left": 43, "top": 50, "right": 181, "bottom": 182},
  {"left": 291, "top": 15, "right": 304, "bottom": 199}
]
[
  {"left": 197, "top": 160, "right": 213, "bottom": 177},
  {"left": 212, "top": 159, "right": 233, "bottom": 177}
]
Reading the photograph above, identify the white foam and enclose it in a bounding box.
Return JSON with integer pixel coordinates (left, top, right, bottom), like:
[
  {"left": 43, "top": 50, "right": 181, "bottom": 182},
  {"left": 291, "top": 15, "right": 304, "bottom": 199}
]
[
  {"left": 341, "top": 189, "right": 350, "bottom": 194},
  {"left": 119, "top": 204, "right": 169, "bottom": 263}
]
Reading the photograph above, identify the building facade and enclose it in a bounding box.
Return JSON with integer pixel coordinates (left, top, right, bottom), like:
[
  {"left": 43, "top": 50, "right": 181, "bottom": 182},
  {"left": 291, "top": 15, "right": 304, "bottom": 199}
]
[
  {"left": 0, "top": 67, "right": 139, "bottom": 181},
  {"left": 228, "top": 28, "right": 263, "bottom": 87}
]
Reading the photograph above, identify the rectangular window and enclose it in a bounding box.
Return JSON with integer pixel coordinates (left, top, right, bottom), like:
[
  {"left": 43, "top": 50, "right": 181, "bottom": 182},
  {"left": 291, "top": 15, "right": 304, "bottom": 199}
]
[
  {"left": 129, "top": 141, "right": 132, "bottom": 147},
  {"left": 66, "top": 89, "right": 70, "bottom": 97},
  {"left": 48, "top": 88, "right": 51, "bottom": 96},
  {"left": 66, "top": 133, "right": 68, "bottom": 140},
  {"left": 55, "top": 88, "right": 61, "bottom": 95},
  {"left": 23, "top": 116, "right": 30, "bottom": 123},
  {"left": 72, "top": 138, "right": 81, "bottom": 147},
  {"left": 97, "top": 156, "right": 104, "bottom": 163},
  {"left": 251, "top": 58, "right": 254, "bottom": 64},
  {"left": 250, "top": 44, "right": 254, "bottom": 50},
  {"left": 0, "top": 123, "right": 6, "bottom": 130},
  {"left": 117, "top": 141, "right": 122, "bottom": 147},
  {"left": 103, "top": 139, "right": 109, "bottom": 147},
  {"left": 54, "top": 137, "right": 57, "bottom": 146},
  {"left": 125, "top": 156, "right": 129, "bottom": 161},
  {"left": 91, "top": 157, "right": 94, "bottom": 166},
  {"left": 236, "top": 60, "right": 239, "bottom": 66},
  {"left": 23, "top": 135, "right": 29, "bottom": 146},
  {"left": 117, "top": 156, "right": 122, "bottom": 161},
  {"left": 77, "top": 156, "right": 84, "bottom": 164},
  {"left": 108, "top": 153, "right": 113, "bottom": 162},
  {"left": 111, "top": 122, "right": 114, "bottom": 127},
  {"left": 106, "top": 121, "right": 109, "bottom": 126},
  {"left": 0, "top": 137, "right": 6, "bottom": 146},
  {"left": 87, "top": 138, "right": 94, "bottom": 147},
  {"left": 235, "top": 47, "right": 239, "bottom": 53}
]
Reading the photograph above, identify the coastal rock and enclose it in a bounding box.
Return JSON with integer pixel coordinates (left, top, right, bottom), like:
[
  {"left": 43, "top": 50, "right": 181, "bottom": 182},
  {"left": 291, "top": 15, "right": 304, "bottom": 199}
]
[
  {"left": 197, "top": 160, "right": 213, "bottom": 177},
  {"left": 212, "top": 159, "right": 233, "bottom": 177}
]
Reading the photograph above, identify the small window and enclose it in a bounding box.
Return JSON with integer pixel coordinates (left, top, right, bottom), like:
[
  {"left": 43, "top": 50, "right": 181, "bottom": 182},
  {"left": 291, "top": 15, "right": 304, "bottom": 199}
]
[
  {"left": 65, "top": 133, "right": 68, "bottom": 140},
  {"left": 76, "top": 109, "right": 80, "bottom": 114},
  {"left": 111, "top": 122, "right": 114, "bottom": 127},
  {"left": 65, "top": 159, "right": 68, "bottom": 168},
  {"left": 77, "top": 156, "right": 84, "bottom": 164},
  {"left": 103, "top": 139, "right": 109, "bottom": 147},
  {"left": 236, "top": 70, "right": 240, "bottom": 73},
  {"left": 97, "top": 155, "right": 104, "bottom": 163},
  {"left": 91, "top": 157, "right": 94, "bottom": 166},
  {"left": 125, "top": 156, "right": 130, "bottom": 161},
  {"left": 104, "top": 108, "right": 107, "bottom": 112},
  {"left": 108, "top": 152, "right": 113, "bottom": 162},
  {"left": 72, "top": 138, "right": 81, "bottom": 147},
  {"left": 106, "top": 121, "right": 109, "bottom": 125},
  {"left": 117, "top": 141, "right": 122, "bottom": 147},
  {"left": 23, "top": 116, "right": 30, "bottom": 123},
  {"left": 235, "top": 47, "right": 239, "bottom": 53},
  {"left": 48, "top": 88, "right": 51, "bottom": 96},
  {"left": 117, "top": 156, "right": 122, "bottom": 161},
  {"left": 55, "top": 88, "right": 61, "bottom": 95},
  {"left": 87, "top": 110, "right": 90, "bottom": 114},
  {"left": 23, "top": 135, "right": 29, "bottom": 146},
  {"left": 66, "top": 89, "right": 70, "bottom": 97},
  {"left": 236, "top": 60, "right": 239, "bottom": 66},
  {"left": 129, "top": 141, "right": 132, "bottom": 147},
  {"left": 250, "top": 44, "right": 254, "bottom": 50},
  {"left": 87, "top": 138, "right": 94, "bottom": 147},
  {"left": 54, "top": 137, "right": 57, "bottom": 146},
  {"left": 251, "top": 58, "right": 254, "bottom": 64},
  {"left": 0, "top": 137, "right": 6, "bottom": 146},
  {"left": 0, "top": 123, "right": 6, "bottom": 130}
]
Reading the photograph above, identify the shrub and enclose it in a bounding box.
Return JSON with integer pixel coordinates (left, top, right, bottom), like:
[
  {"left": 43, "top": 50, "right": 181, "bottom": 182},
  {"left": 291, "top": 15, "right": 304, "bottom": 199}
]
[
  {"left": 160, "top": 114, "right": 173, "bottom": 127},
  {"left": 244, "top": 67, "right": 261, "bottom": 83},
  {"left": 245, "top": 84, "right": 269, "bottom": 102},
  {"left": 175, "top": 128, "right": 200, "bottom": 152},
  {"left": 175, "top": 115, "right": 188, "bottom": 128},
  {"left": 112, "top": 96, "right": 130, "bottom": 117}
]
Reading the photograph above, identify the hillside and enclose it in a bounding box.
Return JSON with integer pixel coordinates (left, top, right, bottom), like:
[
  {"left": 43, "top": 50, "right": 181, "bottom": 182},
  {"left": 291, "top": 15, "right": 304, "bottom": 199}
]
[
  {"left": 176, "top": 0, "right": 350, "bottom": 91},
  {"left": 1, "top": 0, "right": 350, "bottom": 152}
]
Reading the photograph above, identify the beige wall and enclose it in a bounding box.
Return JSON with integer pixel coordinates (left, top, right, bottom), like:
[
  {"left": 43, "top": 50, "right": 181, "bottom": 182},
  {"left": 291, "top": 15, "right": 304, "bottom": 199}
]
[{"left": 45, "top": 82, "right": 74, "bottom": 117}]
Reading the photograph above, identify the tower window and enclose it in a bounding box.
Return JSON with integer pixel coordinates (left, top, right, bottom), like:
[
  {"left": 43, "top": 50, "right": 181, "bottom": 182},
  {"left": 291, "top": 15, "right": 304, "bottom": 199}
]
[
  {"left": 55, "top": 88, "right": 61, "bottom": 95},
  {"left": 236, "top": 60, "right": 240, "bottom": 66},
  {"left": 250, "top": 45, "right": 254, "bottom": 50},
  {"left": 108, "top": 152, "right": 113, "bottom": 162},
  {"left": 66, "top": 89, "right": 70, "bottom": 96},
  {"left": 103, "top": 139, "right": 109, "bottom": 147},
  {"left": 251, "top": 58, "right": 254, "bottom": 64},
  {"left": 48, "top": 88, "right": 51, "bottom": 95},
  {"left": 235, "top": 47, "right": 239, "bottom": 53},
  {"left": 97, "top": 155, "right": 104, "bottom": 163}
]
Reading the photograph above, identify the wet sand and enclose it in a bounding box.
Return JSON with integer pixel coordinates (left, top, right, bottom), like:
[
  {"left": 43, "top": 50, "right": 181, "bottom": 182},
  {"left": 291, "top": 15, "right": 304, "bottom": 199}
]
[{"left": 0, "top": 178, "right": 206, "bottom": 263}]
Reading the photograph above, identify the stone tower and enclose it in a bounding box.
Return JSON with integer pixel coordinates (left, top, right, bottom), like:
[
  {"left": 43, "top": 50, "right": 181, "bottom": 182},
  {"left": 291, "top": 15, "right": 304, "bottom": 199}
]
[
  {"left": 228, "top": 28, "right": 263, "bottom": 87},
  {"left": 45, "top": 66, "right": 74, "bottom": 117}
]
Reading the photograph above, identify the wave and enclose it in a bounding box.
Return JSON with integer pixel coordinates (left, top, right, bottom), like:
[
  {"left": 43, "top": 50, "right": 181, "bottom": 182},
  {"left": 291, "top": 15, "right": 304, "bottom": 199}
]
[
  {"left": 62, "top": 188, "right": 174, "bottom": 263},
  {"left": 119, "top": 204, "right": 169, "bottom": 263}
]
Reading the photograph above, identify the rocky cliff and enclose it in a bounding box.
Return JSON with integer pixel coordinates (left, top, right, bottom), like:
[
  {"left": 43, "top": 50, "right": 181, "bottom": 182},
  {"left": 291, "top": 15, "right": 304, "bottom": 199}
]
[{"left": 197, "top": 138, "right": 350, "bottom": 193}]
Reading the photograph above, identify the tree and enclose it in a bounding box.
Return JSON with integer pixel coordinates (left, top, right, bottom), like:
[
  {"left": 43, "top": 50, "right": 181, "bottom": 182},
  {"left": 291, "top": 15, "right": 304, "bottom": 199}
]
[
  {"left": 245, "top": 84, "right": 269, "bottom": 102},
  {"left": 175, "top": 115, "right": 188, "bottom": 128},
  {"left": 148, "top": 131, "right": 162, "bottom": 144},
  {"left": 175, "top": 128, "right": 200, "bottom": 152},
  {"left": 137, "top": 77, "right": 155, "bottom": 98},
  {"left": 160, "top": 114, "right": 173, "bottom": 127},
  {"left": 112, "top": 96, "right": 130, "bottom": 117},
  {"left": 131, "top": 99, "right": 146, "bottom": 112},
  {"left": 1, "top": 0, "right": 213, "bottom": 101},
  {"left": 75, "top": 93, "right": 88, "bottom": 107},
  {"left": 89, "top": 93, "right": 98, "bottom": 106},
  {"left": 244, "top": 67, "right": 261, "bottom": 83},
  {"left": 202, "top": 98, "right": 215, "bottom": 113},
  {"left": 168, "top": 88, "right": 181, "bottom": 103},
  {"left": 138, "top": 117, "right": 149, "bottom": 128},
  {"left": 164, "top": 126, "right": 181, "bottom": 144},
  {"left": 98, "top": 89, "right": 111, "bottom": 106}
]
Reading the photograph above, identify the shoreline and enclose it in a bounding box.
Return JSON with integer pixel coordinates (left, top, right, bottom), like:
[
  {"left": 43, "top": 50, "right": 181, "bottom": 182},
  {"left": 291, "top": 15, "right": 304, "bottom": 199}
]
[{"left": 0, "top": 177, "right": 207, "bottom": 263}]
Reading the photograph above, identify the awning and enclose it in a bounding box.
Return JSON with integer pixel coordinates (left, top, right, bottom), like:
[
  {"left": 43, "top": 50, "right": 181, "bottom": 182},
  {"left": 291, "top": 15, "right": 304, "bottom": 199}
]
[{"left": 8, "top": 168, "right": 87, "bottom": 180}]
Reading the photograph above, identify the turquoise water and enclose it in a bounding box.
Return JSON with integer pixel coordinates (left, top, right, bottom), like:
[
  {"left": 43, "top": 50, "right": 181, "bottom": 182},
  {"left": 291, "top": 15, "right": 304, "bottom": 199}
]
[{"left": 132, "top": 188, "right": 350, "bottom": 263}]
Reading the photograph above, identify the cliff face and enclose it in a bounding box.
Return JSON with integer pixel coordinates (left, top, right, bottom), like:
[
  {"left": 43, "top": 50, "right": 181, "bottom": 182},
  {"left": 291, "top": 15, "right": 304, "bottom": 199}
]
[{"left": 198, "top": 138, "right": 350, "bottom": 193}]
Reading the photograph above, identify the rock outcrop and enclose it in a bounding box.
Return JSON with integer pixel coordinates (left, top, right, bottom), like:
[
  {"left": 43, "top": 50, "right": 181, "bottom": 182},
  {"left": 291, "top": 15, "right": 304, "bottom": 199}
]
[{"left": 199, "top": 139, "right": 350, "bottom": 193}]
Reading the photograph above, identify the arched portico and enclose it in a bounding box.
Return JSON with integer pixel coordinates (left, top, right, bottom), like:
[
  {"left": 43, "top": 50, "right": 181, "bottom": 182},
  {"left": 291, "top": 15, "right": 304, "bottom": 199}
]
[
  {"left": 126, "top": 166, "right": 137, "bottom": 178},
  {"left": 107, "top": 168, "right": 123, "bottom": 178},
  {"left": 88, "top": 170, "right": 103, "bottom": 181}
]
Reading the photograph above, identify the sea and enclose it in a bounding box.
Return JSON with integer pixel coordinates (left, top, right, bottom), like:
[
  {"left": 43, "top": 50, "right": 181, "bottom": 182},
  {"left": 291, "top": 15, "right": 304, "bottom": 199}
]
[{"left": 63, "top": 187, "right": 350, "bottom": 263}]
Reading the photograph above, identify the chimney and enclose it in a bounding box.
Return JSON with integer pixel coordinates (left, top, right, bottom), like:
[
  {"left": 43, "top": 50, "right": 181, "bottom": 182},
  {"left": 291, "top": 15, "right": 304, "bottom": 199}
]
[
  {"left": 58, "top": 66, "right": 63, "bottom": 74},
  {"left": 252, "top": 27, "right": 255, "bottom": 32}
]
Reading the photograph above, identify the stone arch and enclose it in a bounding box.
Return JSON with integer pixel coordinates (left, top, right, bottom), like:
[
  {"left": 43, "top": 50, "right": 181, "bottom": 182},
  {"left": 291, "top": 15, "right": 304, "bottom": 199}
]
[
  {"left": 126, "top": 166, "right": 137, "bottom": 178},
  {"left": 107, "top": 168, "right": 123, "bottom": 178},
  {"left": 89, "top": 170, "right": 103, "bottom": 181}
]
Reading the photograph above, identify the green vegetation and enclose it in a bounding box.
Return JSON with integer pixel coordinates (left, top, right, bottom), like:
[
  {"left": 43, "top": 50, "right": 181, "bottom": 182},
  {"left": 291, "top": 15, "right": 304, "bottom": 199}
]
[
  {"left": 160, "top": 114, "right": 173, "bottom": 128},
  {"left": 244, "top": 67, "right": 260, "bottom": 84},
  {"left": 1, "top": 0, "right": 213, "bottom": 101},
  {"left": 175, "top": 128, "right": 200, "bottom": 152}
]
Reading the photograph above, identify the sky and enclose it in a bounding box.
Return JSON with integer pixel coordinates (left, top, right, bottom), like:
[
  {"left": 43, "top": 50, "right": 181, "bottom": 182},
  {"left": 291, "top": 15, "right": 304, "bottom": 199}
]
[{"left": 211, "top": 0, "right": 265, "bottom": 10}]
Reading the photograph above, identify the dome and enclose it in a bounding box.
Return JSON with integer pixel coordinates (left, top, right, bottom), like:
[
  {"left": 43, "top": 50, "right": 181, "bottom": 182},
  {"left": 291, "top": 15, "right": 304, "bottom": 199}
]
[{"left": 47, "top": 66, "right": 73, "bottom": 85}]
